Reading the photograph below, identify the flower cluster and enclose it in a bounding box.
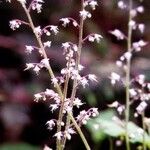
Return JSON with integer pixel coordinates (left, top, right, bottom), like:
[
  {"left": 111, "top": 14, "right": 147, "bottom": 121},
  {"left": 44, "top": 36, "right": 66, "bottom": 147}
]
[
  {"left": 7, "top": 0, "right": 100, "bottom": 149},
  {"left": 109, "top": 1, "right": 150, "bottom": 142}
]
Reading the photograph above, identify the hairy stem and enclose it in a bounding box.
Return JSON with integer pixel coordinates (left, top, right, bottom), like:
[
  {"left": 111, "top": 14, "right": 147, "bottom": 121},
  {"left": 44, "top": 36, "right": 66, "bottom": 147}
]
[
  {"left": 20, "top": 2, "right": 89, "bottom": 150},
  {"left": 125, "top": 0, "right": 133, "bottom": 150}
]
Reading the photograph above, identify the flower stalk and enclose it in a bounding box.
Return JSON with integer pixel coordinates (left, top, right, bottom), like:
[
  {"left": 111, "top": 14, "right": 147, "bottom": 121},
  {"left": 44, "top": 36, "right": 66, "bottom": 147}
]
[{"left": 125, "top": 0, "right": 133, "bottom": 150}]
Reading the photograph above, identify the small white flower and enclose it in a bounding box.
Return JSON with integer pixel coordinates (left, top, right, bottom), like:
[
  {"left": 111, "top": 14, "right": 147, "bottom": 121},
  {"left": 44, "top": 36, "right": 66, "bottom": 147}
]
[
  {"left": 73, "top": 21, "right": 78, "bottom": 27},
  {"left": 129, "top": 20, "right": 136, "bottom": 30},
  {"left": 60, "top": 18, "right": 70, "bottom": 27},
  {"left": 110, "top": 72, "right": 120, "bottom": 85},
  {"left": 41, "top": 58, "right": 49, "bottom": 69},
  {"left": 24, "top": 63, "right": 34, "bottom": 70},
  {"left": 34, "top": 26, "right": 42, "bottom": 36},
  {"left": 25, "top": 45, "right": 34, "bottom": 54},
  {"left": 33, "top": 65, "right": 41, "bottom": 74},
  {"left": 51, "top": 78, "right": 58, "bottom": 86},
  {"left": 34, "top": 93, "right": 42, "bottom": 102},
  {"left": 89, "top": 0, "right": 98, "bottom": 10},
  {"left": 46, "top": 120, "right": 55, "bottom": 130},
  {"left": 50, "top": 104, "right": 58, "bottom": 112},
  {"left": 88, "top": 34, "right": 103, "bottom": 43},
  {"left": 138, "top": 24, "right": 145, "bottom": 33},
  {"left": 94, "top": 34, "right": 103, "bottom": 43},
  {"left": 88, "top": 74, "right": 98, "bottom": 82},
  {"left": 108, "top": 101, "right": 119, "bottom": 108},
  {"left": 136, "top": 101, "right": 147, "bottom": 114},
  {"left": 80, "top": 77, "right": 89, "bottom": 88},
  {"left": 116, "top": 60, "right": 123, "bottom": 67},
  {"left": 136, "top": 6, "right": 144, "bottom": 13},
  {"left": 54, "top": 132, "right": 63, "bottom": 140},
  {"left": 110, "top": 29, "right": 125, "bottom": 40},
  {"left": 64, "top": 128, "right": 76, "bottom": 140},
  {"left": 130, "top": 9, "right": 137, "bottom": 18},
  {"left": 129, "top": 89, "right": 137, "bottom": 97},
  {"left": 124, "top": 52, "right": 132, "bottom": 60},
  {"left": 44, "top": 41, "right": 51, "bottom": 48},
  {"left": 62, "top": 42, "right": 70, "bottom": 50},
  {"left": 9, "top": 20, "right": 21, "bottom": 30},
  {"left": 80, "top": 9, "right": 91, "bottom": 20},
  {"left": 91, "top": 108, "right": 99, "bottom": 117},
  {"left": 31, "top": 0, "right": 44, "bottom": 13},
  {"left": 118, "top": 1, "right": 126, "bottom": 9},
  {"left": 73, "top": 98, "right": 84, "bottom": 108},
  {"left": 88, "top": 35, "right": 95, "bottom": 42},
  {"left": 50, "top": 26, "right": 59, "bottom": 35}
]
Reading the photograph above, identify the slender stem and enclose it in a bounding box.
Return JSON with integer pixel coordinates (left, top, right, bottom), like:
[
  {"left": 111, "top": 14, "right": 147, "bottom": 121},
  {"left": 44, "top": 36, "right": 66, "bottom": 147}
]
[
  {"left": 63, "top": 0, "right": 91, "bottom": 149},
  {"left": 125, "top": 0, "right": 133, "bottom": 150},
  {"left": 142, "top": 111, "right": 146, "bottom": 150},
  {"left": 19, "top": 2, "right": 90, "bottom": 150},
  {"left": 69, "top": 113, "right": 91, "bottom": 150},
  {"left": 56, "top": 61, "right": 70, "bottom": 150}
]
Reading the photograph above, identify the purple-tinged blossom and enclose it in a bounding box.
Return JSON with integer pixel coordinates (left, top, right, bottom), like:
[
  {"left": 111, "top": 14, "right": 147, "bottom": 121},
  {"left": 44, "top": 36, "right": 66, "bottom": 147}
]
[
  {"left": 73, "top": 98, "right": 84, "bottom": 108},
  {"left": 88, "top": 34, "right": 103, "bottom": 43},
  {"left": 60, "top": 18, "right": 70, "bottom": 27},
  {"left": 44, "top": 41, "right": 51, "bottom": 48},
  {"left": 108, "top": 101, "right": 119, "bottom": 108},
  {"left": 34, "top": 93, "right": 42, "bottom": 102},
  {"left": 88, "top": 74, "right": 98, "bottom": 82},
  {"left": 110, "top": 72, "right": 121, "bottom": 85},
  {"left": 110, "top": 29, "right": 125, "bottom": 40},
  {"left": 136, "top": 6, "right": 144, "bottom": 13},
  {"left": 128, "top": 20, "right": 136, "bottom": 30},
  {"left": 80, "top": 9, "right": 91, "bottom": 20},
  {"left": 50, "top": 104, "right": 59, "bottom": 112},
  {"left": 54, "top": 132, "right": 63, "bottom": 140},
  {"left": 64, "top": 128, "right": 76, "bottom": 140},
  {"left": 24, "top": 63, "right": 34, "bottom": 70},
  {"left": 40, "top": 58, "right": 49, "bottom": 69},
  {"left": 118, "top": 1, "right": 126, "bottom": 9},
  {"left": 33, "top": 65, "right": 41, "bottom": 75},
  {"left": 25, "top": 45, "right": 34, "bottom": 54},
  {"left": 51, "top": 78, "right": 58, "bottom": 86},
  {"left": 46, "top": 120, "right": 55, "bottom": 130},
  {"left": 31, "top": 0, "right": 44, "bottom": 13},
  {"left": 10, "top": 20, "right": 22, "bottom": 30},
  {"left": 50, "top": 26, "right": 59, "bottom": 35},
  {"left": 89, "top": 0, "right": 98, "bottom": 10},
  {"left": 138, "top": 24, "right": 145, "bottom": 33},
  {"left": 136, "top": 101, "right": 147, "bottom": 114},
  {"left": 34, "top": 26, "right": 42, "bottom": 36}
]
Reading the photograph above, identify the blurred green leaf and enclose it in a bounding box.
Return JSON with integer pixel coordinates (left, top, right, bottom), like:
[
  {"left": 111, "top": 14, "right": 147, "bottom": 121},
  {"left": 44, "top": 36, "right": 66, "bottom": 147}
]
[
  {"left": 86, "top": 91, "right": 97, "bottom": 106},
  {"left": 86, "top": 109, "right": 150, "bottom": 147},
  {"left": 0, "top": 143, "right": 40, "bottom": 150}
]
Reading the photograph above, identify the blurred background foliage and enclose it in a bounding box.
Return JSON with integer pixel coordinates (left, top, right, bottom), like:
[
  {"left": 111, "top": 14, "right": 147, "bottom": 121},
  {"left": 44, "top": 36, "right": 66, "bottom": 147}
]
[{"left": 0, "top": 0, "right": 149, "bottom": 149}]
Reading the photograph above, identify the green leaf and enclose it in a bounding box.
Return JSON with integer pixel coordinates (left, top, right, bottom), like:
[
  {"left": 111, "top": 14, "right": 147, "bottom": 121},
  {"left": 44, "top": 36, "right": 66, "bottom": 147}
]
[{"left": 86, "top": 109, "right": 150, "bottom": 148}]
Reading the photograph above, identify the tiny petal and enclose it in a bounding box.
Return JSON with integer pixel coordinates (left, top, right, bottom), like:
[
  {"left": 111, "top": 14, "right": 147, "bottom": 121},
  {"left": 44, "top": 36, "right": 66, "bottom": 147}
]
[
  {"left": 110, "top": 29, "right": 125, "bottom": 40},
  {"left": 44, "top": 41, "right": 51, "bottom": 47},
  {"left": 80, "top": 9, "right": 91, "bottom": 20}
]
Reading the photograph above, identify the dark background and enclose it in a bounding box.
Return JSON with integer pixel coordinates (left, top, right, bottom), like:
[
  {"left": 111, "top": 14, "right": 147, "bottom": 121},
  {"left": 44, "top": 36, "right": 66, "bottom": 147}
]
[{"left": 0, "top": 0, "right": 149, "bottom": 149}]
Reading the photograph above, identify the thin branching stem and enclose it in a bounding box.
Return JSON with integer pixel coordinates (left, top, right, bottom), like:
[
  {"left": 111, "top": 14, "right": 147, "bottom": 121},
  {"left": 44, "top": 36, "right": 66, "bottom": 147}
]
[
  {"left": 63, "top": 0, "right": 91, "bottom": 149},
  {"left": 19, "top": 2, "right": 90, "bottom": 150},
  {"left": 125, "top": 0, "right": 133, "bottom": 150}
]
